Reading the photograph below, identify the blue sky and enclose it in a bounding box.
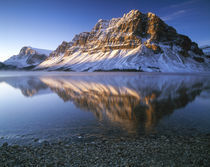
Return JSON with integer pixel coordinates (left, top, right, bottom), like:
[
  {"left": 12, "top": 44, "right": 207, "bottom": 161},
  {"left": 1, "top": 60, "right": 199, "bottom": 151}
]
[{"left": 0, "top": 0, "right": 210, "bottom": 61}]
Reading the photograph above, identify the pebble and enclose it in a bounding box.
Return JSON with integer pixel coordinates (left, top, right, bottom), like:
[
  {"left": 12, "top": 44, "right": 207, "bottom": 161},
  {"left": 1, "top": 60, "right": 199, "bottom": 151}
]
[{"left": 0, "top": 135, "right": 209, "bottom": 166}]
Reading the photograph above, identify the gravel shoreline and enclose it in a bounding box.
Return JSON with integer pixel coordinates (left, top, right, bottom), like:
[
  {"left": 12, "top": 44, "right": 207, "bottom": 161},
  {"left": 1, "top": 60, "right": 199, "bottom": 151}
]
[{"left": 0, "top": 134, "right": 209, "bottom": 167}]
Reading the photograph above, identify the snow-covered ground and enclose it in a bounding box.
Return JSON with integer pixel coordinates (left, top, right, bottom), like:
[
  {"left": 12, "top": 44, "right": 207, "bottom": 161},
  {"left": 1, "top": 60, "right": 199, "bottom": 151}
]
[{"left": 36, "top": 44, "right": 210, "bottom": 72}]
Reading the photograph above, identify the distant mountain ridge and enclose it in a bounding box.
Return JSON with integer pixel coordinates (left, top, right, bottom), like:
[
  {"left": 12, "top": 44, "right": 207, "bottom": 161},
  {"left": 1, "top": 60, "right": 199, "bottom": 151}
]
[
  {"left": 4, "top": 46, "right": 52, "bottom": 69},
  {"left": 2, "top": 10, "right": 210, "bottom": 72},
  {"left": 0, "top": 62, "right": 16, "bottom": 70}
]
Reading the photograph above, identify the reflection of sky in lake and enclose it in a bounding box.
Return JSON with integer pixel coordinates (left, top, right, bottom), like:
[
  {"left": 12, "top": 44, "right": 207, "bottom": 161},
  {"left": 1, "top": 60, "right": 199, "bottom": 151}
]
[{"left": 0, "top": 72, "right": 210, "bottom": 144}]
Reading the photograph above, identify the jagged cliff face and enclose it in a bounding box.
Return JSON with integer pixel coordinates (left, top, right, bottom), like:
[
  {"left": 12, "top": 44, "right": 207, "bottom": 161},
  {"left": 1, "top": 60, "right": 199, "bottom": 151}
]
[
  {"left": 37, "top": 10, "right": 209, "bottom": 72},
  {"left": 71, "top": 11, "right": 200, "bottom": 54},
  {"left": 49, "top": 41, "right": 73, "bottom": 57},
  {"left": 4, "top": 47, "right": 52, "bottom": 68}
]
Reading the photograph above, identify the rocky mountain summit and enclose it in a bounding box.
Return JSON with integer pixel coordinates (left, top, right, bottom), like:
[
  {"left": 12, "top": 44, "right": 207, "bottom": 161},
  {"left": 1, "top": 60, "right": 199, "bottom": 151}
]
[
  {"left": 4, "top": 46, "right": 52, "bottom": 69},
  {"left": 36, "top": 10, "right": 209, "bottom": 72}
]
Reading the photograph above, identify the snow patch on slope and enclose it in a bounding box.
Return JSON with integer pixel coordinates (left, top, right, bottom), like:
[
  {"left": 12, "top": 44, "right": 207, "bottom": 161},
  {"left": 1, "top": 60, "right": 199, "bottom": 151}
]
[{"left": 37, "top": 44, "right": 210, "bottom": 72}]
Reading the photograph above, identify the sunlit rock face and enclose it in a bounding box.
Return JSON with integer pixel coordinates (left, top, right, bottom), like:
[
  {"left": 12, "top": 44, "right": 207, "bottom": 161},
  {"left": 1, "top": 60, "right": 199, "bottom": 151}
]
[
  {"left": 4, "top": 47, "right": 52, "bottom": 69},
  {"left": 2, "top": 73, "right": 209, "bottom": 133},
  {"left": 49, "top": 41, "right": 73, "bottom": 58},
  {"left": 37, "top": 10, "right": 209, "bottom": 72}
]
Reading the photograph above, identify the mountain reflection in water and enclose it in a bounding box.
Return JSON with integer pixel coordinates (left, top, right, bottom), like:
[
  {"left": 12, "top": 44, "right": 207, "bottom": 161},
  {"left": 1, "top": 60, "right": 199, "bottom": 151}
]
[{"left": 0, "top": 73, "right": 210, "bottom": 134}]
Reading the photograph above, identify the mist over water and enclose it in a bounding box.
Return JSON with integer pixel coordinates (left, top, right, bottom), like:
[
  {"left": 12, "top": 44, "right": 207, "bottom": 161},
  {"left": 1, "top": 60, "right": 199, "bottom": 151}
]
[{"left": 0, "top": 72, "right": 210, "bottom": 145}]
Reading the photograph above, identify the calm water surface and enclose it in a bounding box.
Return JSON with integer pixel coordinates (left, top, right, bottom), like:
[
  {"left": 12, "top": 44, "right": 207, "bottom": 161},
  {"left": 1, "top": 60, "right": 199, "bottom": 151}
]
[{"left": 0, "top": 72, "right": 210, "bottom": 145}]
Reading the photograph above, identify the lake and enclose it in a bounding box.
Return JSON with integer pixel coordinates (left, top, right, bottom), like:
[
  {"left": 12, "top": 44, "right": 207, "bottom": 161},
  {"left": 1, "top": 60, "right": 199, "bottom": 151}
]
[{"left": 0, "top": 72, "right": 210, "bottom": 145}]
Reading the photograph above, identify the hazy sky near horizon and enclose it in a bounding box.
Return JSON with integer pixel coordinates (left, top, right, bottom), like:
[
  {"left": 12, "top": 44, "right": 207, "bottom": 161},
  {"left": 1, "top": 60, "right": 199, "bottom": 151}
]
[{"left": 0, "top": 0, "right": 210, "bottom": 61}]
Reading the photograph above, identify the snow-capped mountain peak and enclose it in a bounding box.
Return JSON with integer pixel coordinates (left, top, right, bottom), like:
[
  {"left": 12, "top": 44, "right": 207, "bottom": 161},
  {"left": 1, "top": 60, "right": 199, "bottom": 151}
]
[
  {"left": 4, "top": 10, "right": 209, "bottom": 72},
  {"left": 35, "top": 9, "right": 209, "bottom": 72},
  {"left": 4, "top": 46, "right": 52, "bottom": 68},
  {"left": 18, "top": 46, "right": 51, "bottom": 56}
]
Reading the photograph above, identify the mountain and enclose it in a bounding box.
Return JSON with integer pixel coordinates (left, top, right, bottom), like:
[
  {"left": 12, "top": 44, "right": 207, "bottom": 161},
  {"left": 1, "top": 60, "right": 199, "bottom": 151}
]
[
  {"left": 0, "top": 62, "right": 16, "bottom": 70},
  {"left": 4, "top": 46, "right": 52, "bottom": 69},
  {"left": 36, "top": 10, "right": 210, "bottom": 72},
  {"left": 201, "top": 45, "right": 210, "bottom": 57},
  {"left": 0, "top": 62, "right": 5, "bottom": 68}
]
